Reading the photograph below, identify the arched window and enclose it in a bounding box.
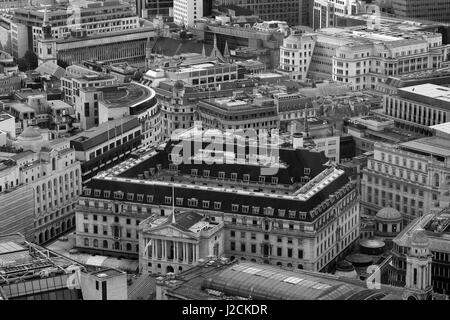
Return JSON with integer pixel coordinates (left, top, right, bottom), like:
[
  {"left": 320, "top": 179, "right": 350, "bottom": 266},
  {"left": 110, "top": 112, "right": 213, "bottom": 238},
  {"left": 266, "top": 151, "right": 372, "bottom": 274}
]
[
  {"left": 287, "top": 263, "right": 293, "bottom": 268},
  {"left": 103, "top": 240, "right": 108, "bottom": 248},
  {"left": 276, "top": 262, "right": 282, "bottom": 267},
  {"left": 298, "top": 264, "right": 303, "bottom": 269},
  {"left": 93, "top": 239, "right": 98, "bottom": 247},
  {"left": 52, "top": 158, "right": 56, "bottom": 171},
  {"left": 84, "top": 238, "right": 89, "bottom": 246},
  {"left": 126, "top": 243, "right": 132, "bottom": 251}
]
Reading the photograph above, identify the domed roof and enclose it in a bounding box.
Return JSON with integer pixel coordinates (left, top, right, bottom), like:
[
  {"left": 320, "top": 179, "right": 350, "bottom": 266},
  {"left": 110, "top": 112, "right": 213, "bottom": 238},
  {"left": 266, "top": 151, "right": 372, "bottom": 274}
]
[
  {"left": 336, "top": 260, "right": 355, "bottom": 272},
  {"left": 359, "top": 238, "right": 385, "bottom": 249},
  {"left": 411, "top": 228, "right": 429, "bottom": 247},
  {"left": 376, "top": 207, "right": 402, "bottom": 221},
  {"left": 18, "top": 127, "right": 42, "bottom": 140}
]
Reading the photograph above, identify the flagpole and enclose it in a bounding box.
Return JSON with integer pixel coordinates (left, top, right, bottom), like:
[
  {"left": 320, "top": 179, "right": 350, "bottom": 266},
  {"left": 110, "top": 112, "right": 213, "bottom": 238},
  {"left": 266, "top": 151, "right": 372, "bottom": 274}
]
[{"left": 171, "top": 184, "right": 176, "bottom": 224}]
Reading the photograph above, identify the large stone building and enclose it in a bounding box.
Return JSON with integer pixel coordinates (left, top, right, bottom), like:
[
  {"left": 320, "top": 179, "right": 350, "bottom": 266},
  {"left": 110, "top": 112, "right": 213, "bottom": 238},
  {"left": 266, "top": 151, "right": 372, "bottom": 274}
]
[
  {"left": 390, "top": 208, "right": 450, "bottom": 296},
  {"left": 12, "top": 1, "right": 141, "bottom": 56},
  {"left": 139, "top": 210, "right": 224, "bottom": 275},
  {"left": 0, "top": 127, "right": 82, "bottom": 244},
  {"left": 279, "top": 25, "right": 450, "bottom": 90},
  {"left": 196, "top": 93, "right": 279, "bottom": 133},
  {"left": 75, "top": 127, "right": 359, "bottom": 272},
  {"left": 361, "top": 127, "right": 450, "bottom": 222},
  {"left": 381, "top": 84, "right": 450, "bottom": 133}
]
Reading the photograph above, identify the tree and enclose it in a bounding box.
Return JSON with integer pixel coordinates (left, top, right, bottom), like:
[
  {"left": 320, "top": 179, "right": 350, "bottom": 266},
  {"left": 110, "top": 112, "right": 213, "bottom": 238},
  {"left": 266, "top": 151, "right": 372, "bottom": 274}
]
[
  {"left": 57, "top": 59, "right": 69, "bottom": 69},
  {"left": 18, "top": 50, "right": 38, "bottom": 71}
]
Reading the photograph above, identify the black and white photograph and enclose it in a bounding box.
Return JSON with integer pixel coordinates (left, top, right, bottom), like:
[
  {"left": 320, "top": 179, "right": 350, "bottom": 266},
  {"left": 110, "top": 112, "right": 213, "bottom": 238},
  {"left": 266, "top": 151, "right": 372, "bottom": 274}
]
[{"left": 0, "top": 0, "right": 449, "bottom": 313}]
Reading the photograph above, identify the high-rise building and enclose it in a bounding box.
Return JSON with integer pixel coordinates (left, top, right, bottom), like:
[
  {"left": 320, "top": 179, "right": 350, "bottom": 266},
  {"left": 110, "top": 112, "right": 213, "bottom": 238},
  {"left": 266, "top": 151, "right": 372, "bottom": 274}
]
[{"left": 174, "top": 0, "right": 204, "bottom": 27}]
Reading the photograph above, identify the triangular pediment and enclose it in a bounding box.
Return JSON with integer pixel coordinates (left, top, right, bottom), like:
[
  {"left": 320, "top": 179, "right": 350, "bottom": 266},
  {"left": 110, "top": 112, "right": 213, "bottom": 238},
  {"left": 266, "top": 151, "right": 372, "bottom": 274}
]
[{"left": 146, "top": 224, "right": 197, "bottom": 240}]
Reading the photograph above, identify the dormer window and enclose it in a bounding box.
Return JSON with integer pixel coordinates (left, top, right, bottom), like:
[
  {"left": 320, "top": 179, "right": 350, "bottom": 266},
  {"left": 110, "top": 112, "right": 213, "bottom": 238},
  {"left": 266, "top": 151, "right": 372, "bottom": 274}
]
[
  {"left": 203, "top": 170, "right": 210, "bottom": 178},
  {"left": 231, "top": 173, "right": 237, "bottom": 181},
  {"left": 137, "top": 194, "right": 144, "bottom": 201},
  {"left": 242, "top": 205, "right": 249, "bottom": 213},
  {"left": 202, "top": 200, "right": 210, "bottom": 208},
  {"left": 218, "top": 171, "right": 225, "bottom": 180},
  {"left": 176, "top": 197, "right": 183, "bottom": 205},
  {"left": 127, "top": 193, "right": 134, "bottom": 201},
  {"left": 84, "top": 188, "right": 91, "bottom": 196},
  {"left": 278, "top": 209, "right": 285, "bottom": 217},
  {"left": 243, "top": 174, "right": 250, "bottom": 182},
  {"left": 259, "top": 176, "right": 265, "bottom": 184},
  {"left": 188, "top": 198, "right": 198, "bottom": 207},
  {"left": 165, "top": 196, "right": 172, "bottom": 204},
  {"left": 232, "top": 204, "right": 239, "bottom": 212},
  {"left": 103, "top": 190, "right": 110, "bottom": 198},
  {"left": 113, "top": 191, "right": 123, "bottom": 199},
  {"left": 271, "top": 177, "right": 278, "bottom": 184},
  {"left": 191, "top": 169, "right": 198, "bottom": 177},
  {"left": 304, "top": 168, "right": 311, "bottom": 175},
  {"left": 289, "top": 210, "right": 296, "bottom": 218},
  {"left": 147, "top": 195, "right": 154, "bottom": 203},
  {"left": 214, "top": 202, "right": 221, "bottom": 210},
  {"left": 264, "top": 207, "right": 274, "bottom": 216},
  {"left": 252, "top": 206, "right": 260, "bottom": 214},
  {"left": 94, "top": 189, "right": 101, "bottom": 197}
]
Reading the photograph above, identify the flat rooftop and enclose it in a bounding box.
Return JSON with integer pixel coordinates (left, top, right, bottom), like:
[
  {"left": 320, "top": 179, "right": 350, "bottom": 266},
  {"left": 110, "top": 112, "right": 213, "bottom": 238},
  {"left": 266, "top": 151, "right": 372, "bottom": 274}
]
[
  {"left": 430, "top": 122, "right": 450, "bottom": 136},
  {"left": 90, "top": 268, "right": 125, "bottom": 279},
  {"left": 399, "top": 83, "right": 450, "bottom": 100},
  {"left": 400, "top": 136, "right": 450, "bottom": 157}
]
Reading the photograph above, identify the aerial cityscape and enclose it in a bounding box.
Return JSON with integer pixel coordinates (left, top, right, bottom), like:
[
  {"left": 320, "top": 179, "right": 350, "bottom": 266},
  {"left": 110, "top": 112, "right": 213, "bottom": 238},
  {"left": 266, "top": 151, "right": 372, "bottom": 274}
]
[{"left": 0, "top": 0, "right": 450, "bottom": 306}]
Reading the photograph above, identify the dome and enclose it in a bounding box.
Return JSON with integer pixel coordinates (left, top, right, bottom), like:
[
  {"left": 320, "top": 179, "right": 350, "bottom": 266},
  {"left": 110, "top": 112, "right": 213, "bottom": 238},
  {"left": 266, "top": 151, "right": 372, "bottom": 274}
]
[
  {"left": 375, "top": 207, "right": 402, "bottom": 221},
  {"left": 359, "top": 238, "right": 385, "bottom": 249},
  {"left": 411, "top": 228, "right": 429, "bottom": 247},
  {"left": 336, "top": 260, "right": 355, "bottom": 272},
  {"left": 18, "top": 126, "right": 42, "bottom": 140}
]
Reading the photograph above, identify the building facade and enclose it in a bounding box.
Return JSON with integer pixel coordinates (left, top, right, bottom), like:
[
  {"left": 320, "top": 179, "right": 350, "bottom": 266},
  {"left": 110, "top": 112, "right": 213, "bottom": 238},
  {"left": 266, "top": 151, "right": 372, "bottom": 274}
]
[
  {"left": 278, "top": 25, "right": 450, "bottom": 90},
  {"left": 392, "top": 0, "right": 450, "bottom": 23},
  {"left": 70, "top": 116, "right": 143, "bottom": 183},
  {"left": 0, "top": 130, "right": 82, "bottom": 244},
  {"left": 139, "top": 210, "right": 224, "bottom": 275},
  {"left": 75, "top": 128, "right": 360, "bottom": 272},
  {"left": 215, "top": 0, "right": 310, "bottom": 27},
  {"left": 361, "top": 134, "right": 450, "bottom": 223},
  {"left": 390, "top": 208, "right": 450, "bottom": 296},
  {"left": 174, "top": 0, "right": 203, "bottom": 27}
]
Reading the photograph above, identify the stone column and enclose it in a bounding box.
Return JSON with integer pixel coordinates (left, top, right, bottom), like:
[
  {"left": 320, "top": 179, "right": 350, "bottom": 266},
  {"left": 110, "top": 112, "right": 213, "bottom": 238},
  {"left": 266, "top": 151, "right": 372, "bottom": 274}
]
[{"left": 196, "top": 244, "right": 200, "bottom": 262}]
